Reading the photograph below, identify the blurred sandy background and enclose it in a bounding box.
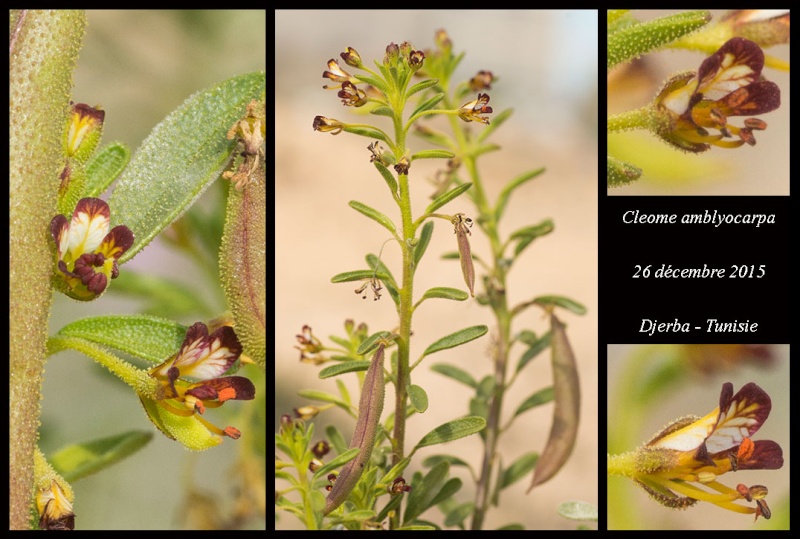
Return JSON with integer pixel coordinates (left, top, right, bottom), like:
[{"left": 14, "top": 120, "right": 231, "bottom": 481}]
[
  {"left": 607, "top": 344, "right": 790, "bottom": 530},
  {"left": 608, "top": 9, "right": 790, "bottom": 195},
  {"left": 276, "top": 10, "right": 598, "bottom": 530},
  {"left": 42, "top": 10, "right": 266, "bottom": 530}
]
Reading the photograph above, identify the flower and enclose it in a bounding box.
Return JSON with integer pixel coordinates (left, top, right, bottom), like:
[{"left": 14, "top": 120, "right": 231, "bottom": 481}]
[
  {"left": 322, "top": 58, "right": 360, "bottom": 90},
  {"left": 340, "top": 46, "right": 362, "bottom": 68},
  {"left": 609, "top": 382, "right": 783, "bottom": 520},
  {"left": 653, "top": 37, "right": 781, "bottom": 152},
  {"left": 50, "top": 197, "right": 134, "bottom": 300},
  {"left": 312, "top": 115, "right": 344, "bottom": 135},
  {"left": 469, "top": 70, "right": 494, "bottom": 92},
  {"left": 36, "top": 479, "right": 75, "bottom": 530},
  {"left": 146, "top": 322, "right": 256, "bottom": 441},
  {"left": 458, "top": 93, "right": 493, "bottom": 124},
  {"left": 337, "top": 81, "right": 368, "bottom": 107},
  {"left": 65, "top": 102, "right": 104, "bottom": 162}
]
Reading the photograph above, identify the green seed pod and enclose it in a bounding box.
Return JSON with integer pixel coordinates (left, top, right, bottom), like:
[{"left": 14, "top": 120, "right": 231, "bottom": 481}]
[
  {"left": 324, "top": 344, "right": 386, "bottom": 515},
  {"left": 527, "top": 313, "right": 580, "bottom": 492}
]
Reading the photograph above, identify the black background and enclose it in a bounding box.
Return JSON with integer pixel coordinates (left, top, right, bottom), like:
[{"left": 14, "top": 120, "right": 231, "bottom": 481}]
[{"left": 601, "top": 196, "right": 788, "bottom": 343}]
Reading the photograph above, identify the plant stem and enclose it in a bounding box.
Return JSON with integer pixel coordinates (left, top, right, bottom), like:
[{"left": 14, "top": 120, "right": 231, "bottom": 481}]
[
  {"left": 607, "top": 107, "right": 651, "bottom": 133},
  {"left": 9, "top": 10, "right": 86, "bottom": 529}
]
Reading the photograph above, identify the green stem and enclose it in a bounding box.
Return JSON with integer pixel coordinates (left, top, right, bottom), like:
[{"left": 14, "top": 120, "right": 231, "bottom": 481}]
[
  {"left": 9, "top": 10, "right": 86, "bottom": 529},
  {"left": 607, "top": 107, "right": 651, "bottom": 133}
]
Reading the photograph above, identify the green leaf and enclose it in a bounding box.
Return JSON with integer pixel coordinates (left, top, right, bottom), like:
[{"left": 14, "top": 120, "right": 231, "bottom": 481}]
[
  {"left": 498, "top": 523, "right": 525, "bottom": 530},
  {"left": 558, "top": 500, "right": 598, "bottom": 521},
  {"left": 513, "top": 386, "right": 554, "bottom": 418},
  {"left": 413, "top": 221, "right": 434, "bottom": 266},
  {"left": 406, "top": 78, "right": 439, "bottom": 98},
  {"left": 531, "top": 295, "right": 587, "bottom": 315},
  {"left": 494, "top": 167, "right": 545, "bottom": 223},
  {"left": 342, "top": 125, "right": 391, "bottom": 145},
  {"left": 607, "top": 11, "right": 710, "bottom": 70},
  {"left": 318, "top": 361, "right": 371, "bottom": 379},
  {"left": 516, "top": 331, "right": 551, "bottom": 374},
  {"left": 419, "top": 287, "right": 469, "bottom": 302},
  {"left": 499, "top": 451, "right": 539, "bottom": 489},
  {"left": 374, "top": 162, "right": 398, "bottom": 198},
  {"left": 509, "top": 219, "right": 554, "bottom": 257},
  {"left": 354, "top": 73, "right": 389, "bottom": 95},
  {"left": 607, "top": 154, "right": 642, "bottom": 187},
  {"left": 50, "top": 431, "right": 153, "bottom": 482},
  {"left": 349, "top": 200, "right": 396, "bottom": 235},
  {"left": 410, "top": 149, "right": 455, "bottom": 161},
  {"left": 403, "top": 461, "right": 449, "bottom": 524},
  {"left": 422, "top": 325, "right": 488, "bottom": 357},
  {"left": 84, "top": 142, "right": 130, "bottom": 197},
  {"left": 370, "top": 106, "right": 395, "bottom": 118},
  {"left": 55, "top": 315, "right": 186, "bottom": 363},
  {"left": 356, "top": 331, "right": 392, "bottom": 356},
  {"left": 414, "top": 416, "right": 486, "bottom": 449},
  {"left": 430, "top": 363, "right": 477, "bottom": 388},
  {"left": 330, "top": 269, "right": 390, "bottom": 283},
  {"left": 408, "top": 384, "right": 429, "bottom": 413},
  {"left": 444, "top": 502, "right": 474, "bottom": 527},
  {"left": 410, "top": 93, "right": 444, "bottom": 119},
  {"left": 424, "top": 182, "right": 472, "bottom": 215},
  {"left": 312, "top": 447, "right": 359, "bottom": 481},
  {"left": 421, "top": 454, "right": 472, "bottom": 470},
  {"left": 297, "top": 389, "right": 349, "bottom": 409},
  {"left": 111, "top": 72, "right": 265, "bottom": 263},
  {"left": 326, "top": 425, "right": 348, "bottom": 455},
  {"left": 110, "top": 269, "right": 215, "bottom": 319}
]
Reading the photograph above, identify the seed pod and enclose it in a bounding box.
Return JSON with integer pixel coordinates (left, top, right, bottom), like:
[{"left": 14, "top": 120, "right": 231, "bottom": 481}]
[
  {"left": 527, "top": 313, "right": 580, "bottom": 492},
  {"left": 452, "top": 214, "right": 474, "bottom": 297},
  {"left": 324, "top": 344, "right": 386, "bottom": 514}
]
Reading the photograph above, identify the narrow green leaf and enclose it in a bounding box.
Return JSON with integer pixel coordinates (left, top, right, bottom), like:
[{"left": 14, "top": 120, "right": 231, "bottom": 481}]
[
  {"left": 607, "top": 9, "right": 629, "bottom": 26},
  {"left": 50, "top": 431, "right": 153, "bottom": 482},
  {"left": 422, "top": 325, "right": 488, "bottom": 357},
  {"left": 55, "top": 315, "right": 186, "bottom": 363},
  {"left": 500, "top": 452, "right": 539, "bottom": 489},
  {"left": 111, "top": 72, "right": 265, "bottom": 263},
  {"left": 424, "top": 182, "right": 472, "bottom": 215},
  {"left": 498, "top": 523, "right": 525, "bottom": 530},
  {"left": 494, "top": 167, "right": 545, "bottom": 222},
  {"left": 354, "top": 73, "right": 389, "bottom": 95},
  {"left": 510, "top": 219, "right": 554, "bottom": 257},
  {"left": 296, "top": 389, "right": 349, "bottom": 409},
  {"left": 410, "top": 149, "right": 455, "bottom": 161},
  {"left": 336, "top": 379, "right": 351, "bottom": 407},
  {"left": 421, "top": 454, "right": 472, "bottom": 470},
  {"left": 514, "top": 386, "right": 554, "bottom": 418},
  {"left": 413, "top": 220, "right": 434, "bottom": 266},
  {"left": 428, "top": 477, "right": 463, "bottom": 509},
  {"left": 410, "top": 93, "right": 444, "bottom": 119},
  {"left": 343, "top": 125, "right": 391, "bottom": 145},
  {"left": 84, "top": 142, "right": 130, "bottom": 197},
  {"left": 516, "top": 331, "right": 551, "bottom": 374},
  {"left": 374, "top": 161, "right": 398, "bottom": 198},
  {"left": 349, "top": 200, "right": 396, "bottom": 235},
  {"left": 420, "top": 287, "right": 469, "bottom": 302},
  {"left": 558, "top": 501, "right": 598, "bottom": 521},
  {"left": 318, "top": 361, "right": 371, "bottom": 379},
  {"left": 444, "top": 502, "right": 474, "bottom": 527},
  {"left": 325, "top": 425, "right": 348, "bottom": 455},
  {"left": 531, "top": 295, "right": 588, "bottom": 315},
  {"left": 430, "top": 363, "right": 477, "bottom": 388},
  {"left": 312, "top": 447, "right": 359, "bottom": 481},
  {"left": 408, "top": 384, "right": 429, "bottom": 413},
  {"left": 370, "top": 106, "right": 395, "bottom": 118},
  {"left": 356, "top": 331, "right": 392, "bottom": 355},
  {"left": 414, "top": 416, "right": 486, "bottom": 449},
  {"left": 406, "top": 78, "right": 439, "bottom": 98},
  {"left": 330, "top": 269, "right": 390, "bottom": 283},
  {"left": 403, "top": 461, "right": 449, "bottom": 524}
]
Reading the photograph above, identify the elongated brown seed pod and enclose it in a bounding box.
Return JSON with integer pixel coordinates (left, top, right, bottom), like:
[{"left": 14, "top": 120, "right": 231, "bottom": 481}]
[
  {"left": 324, "top": 344, "right": 386, "bottom": 514},
  {"left": 453, "top": 214, "right": 475, "bottom": 297},
  {"left": 527, "top": 313, "right": 580, "bottom": 492}
]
